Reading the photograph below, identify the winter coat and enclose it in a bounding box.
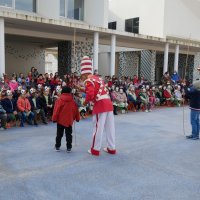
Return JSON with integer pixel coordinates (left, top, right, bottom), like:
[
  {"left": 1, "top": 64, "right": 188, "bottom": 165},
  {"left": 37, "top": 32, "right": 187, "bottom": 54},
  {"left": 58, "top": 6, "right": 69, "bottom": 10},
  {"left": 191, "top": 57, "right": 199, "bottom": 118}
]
[
  {"left": 28, "top": 96, "right": 43, "bottom": 111},
  {"left": 52, "top": 93, "right": 80, "bottom": 127},
  {"left": 9, "top": 81, "right": 19, "bottom": 92},
  {"left": 0, "top": 103, "right": 6, "bottom": 114},
  {"left": 17, "top": 97, "right": 31, "bottom": 112},
  {"left": 185, "top": 81, "right": 200, "bottom": 110},
  {"left": 171, "top": 73, "right": 180, "bottom": 83},
  {"left": 40, "top": 94, "right": 53, "bottom": 114},
  {"left": 1, "top": 98, "right": 16, "bottom": 113},
  {"left": 163, "top": 90, "right": 172, "bottom": 99}
]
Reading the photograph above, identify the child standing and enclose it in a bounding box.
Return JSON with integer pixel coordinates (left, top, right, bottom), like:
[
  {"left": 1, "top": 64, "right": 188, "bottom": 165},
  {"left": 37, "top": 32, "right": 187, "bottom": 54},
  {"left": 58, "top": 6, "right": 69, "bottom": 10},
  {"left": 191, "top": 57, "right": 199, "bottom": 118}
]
[{"left": 52, "top": 86, "right": 80, "bottom": 152}]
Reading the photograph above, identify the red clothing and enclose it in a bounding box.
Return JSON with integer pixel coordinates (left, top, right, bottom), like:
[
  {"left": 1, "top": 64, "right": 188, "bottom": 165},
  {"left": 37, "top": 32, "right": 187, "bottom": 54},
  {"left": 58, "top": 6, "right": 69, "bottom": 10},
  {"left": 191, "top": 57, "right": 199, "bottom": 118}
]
[
  {"left": 52, "top": 93, "right": 80, "bottom": 127},
  {"left": 163, "top": 90, "right": 172, "bottom": 98},
  {"left": 28, "top": 75, "right": 32, "bottom": 81},
  {"left": 133, "top": 77, "right": 138, "bottom": 85},
  {"left": 53, "top": 79, "right": 61, "bottom": 86},
  {"left": 84, "top": 75, "right": 113, "bottom": 114},
  {"left": 108, "top": 81, "right": 113, "bottom": 88},
  {"left": 17, "top": 97, "right": 31, "bottom": 112},
  {"left": 37, "top": 79, "right": 45, "bottom": 85}
]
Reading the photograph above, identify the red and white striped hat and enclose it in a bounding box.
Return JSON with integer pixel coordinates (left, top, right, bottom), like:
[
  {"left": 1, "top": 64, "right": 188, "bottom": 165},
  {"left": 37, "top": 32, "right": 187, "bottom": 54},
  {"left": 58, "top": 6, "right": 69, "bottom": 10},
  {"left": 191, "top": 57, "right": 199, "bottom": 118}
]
[{"left": 81, "top": 56, "right": 93, "bottom": 75}]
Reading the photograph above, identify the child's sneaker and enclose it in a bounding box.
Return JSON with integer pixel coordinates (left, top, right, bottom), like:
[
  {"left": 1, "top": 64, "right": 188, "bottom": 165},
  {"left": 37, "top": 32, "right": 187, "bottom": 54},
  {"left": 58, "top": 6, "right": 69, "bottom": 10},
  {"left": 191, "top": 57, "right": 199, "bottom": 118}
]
[
  {"left": 145, "top": 110, "right": 148, "bottom": 112},
  {"left": 55, "top": 146, "right": 60, "bottom": 152},
  {"left": 66, "top": 149, "right": 71, "bottom": 153}
]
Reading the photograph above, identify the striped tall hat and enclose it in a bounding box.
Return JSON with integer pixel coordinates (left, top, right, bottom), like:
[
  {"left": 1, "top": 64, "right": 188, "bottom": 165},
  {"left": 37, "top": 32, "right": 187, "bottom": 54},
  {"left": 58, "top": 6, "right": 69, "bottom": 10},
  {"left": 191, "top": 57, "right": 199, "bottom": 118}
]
[{"left": 81, "top": 56, "right": 93, "bottom": 75}]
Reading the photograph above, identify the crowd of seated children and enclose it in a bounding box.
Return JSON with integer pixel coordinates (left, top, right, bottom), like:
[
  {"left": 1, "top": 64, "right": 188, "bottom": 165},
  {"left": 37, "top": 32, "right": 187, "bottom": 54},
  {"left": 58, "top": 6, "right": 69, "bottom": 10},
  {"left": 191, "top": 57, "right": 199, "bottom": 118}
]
[{"left": 0, "top": 68, "right": 188, "bottom": 130}]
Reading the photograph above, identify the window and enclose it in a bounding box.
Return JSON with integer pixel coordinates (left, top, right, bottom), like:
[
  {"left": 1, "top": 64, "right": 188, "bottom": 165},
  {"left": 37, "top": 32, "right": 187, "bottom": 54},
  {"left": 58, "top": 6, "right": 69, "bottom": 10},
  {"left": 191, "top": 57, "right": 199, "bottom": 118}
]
[
  {"left": 60, "top": 0, "right": 84, "bottom": 21},
  {"left": 60, "top": 0, "right": 66, "bottom": 17},
  {"left": 108, "top": 21, "right": 117, "bottom": 30},
  {"left": 15, "top": 0, "right": 36, "bottom": 12},
  {"left": 0, "top": 0, "right": 12, "bottom": 7},
  {"left": 125, "top": 17, "right": 139, "bottom": 34}
]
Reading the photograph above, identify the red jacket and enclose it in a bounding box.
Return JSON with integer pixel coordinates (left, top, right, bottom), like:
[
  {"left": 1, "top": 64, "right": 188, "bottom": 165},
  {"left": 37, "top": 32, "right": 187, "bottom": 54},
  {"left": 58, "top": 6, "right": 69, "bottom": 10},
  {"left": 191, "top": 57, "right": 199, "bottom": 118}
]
[
  {"left": 17, "top": 97, "right": 31, "bottom": 112},
  {"left": 52, "top": 93, "right": 80, "bottom": 127},
  {"left": 163, "top": 90, "right": 172, "bottom": 98},
  {"left": 85, "top": 75, "right": 113, "bottom": 114}
]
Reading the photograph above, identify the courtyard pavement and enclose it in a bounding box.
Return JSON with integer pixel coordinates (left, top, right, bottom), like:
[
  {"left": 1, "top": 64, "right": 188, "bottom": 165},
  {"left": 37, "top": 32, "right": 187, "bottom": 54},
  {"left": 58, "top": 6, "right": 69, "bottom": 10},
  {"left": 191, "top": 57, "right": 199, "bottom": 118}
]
[{"left": 0, "top": 107, "right": 200, "bottom": 200}]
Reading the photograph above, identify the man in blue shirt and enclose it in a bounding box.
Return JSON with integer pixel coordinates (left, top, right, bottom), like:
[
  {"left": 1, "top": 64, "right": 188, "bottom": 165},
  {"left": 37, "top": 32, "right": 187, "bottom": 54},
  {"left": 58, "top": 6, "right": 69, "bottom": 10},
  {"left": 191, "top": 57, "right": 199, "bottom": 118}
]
[{"left": 185, "top": 81, "right": 200, "bottom": 140}]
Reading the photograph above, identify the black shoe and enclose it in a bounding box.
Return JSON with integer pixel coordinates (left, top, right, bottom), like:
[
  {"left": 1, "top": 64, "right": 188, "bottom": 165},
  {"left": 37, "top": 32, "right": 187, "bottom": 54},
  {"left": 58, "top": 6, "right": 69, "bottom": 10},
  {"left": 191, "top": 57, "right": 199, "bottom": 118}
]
[
  {"left": 43, "top": 121, "right": 48, "bottom": 125},
  {"left": 27, "top": 120, "right": 33, "bottom": 125},
  {"left": 34, "top": 122, "right": 38, "bottom": 126},
  {"left": 192, "top": 137, "right": 199, "bottom": 140},
  {"left": 67, "top": 148, "right": 71, "bottom": 153},
  {"left": 186, "top": 135, "right": 199, "bottom": 140},
  {"left": 55, "top": 146, "right": 60, "bottom": 152}
]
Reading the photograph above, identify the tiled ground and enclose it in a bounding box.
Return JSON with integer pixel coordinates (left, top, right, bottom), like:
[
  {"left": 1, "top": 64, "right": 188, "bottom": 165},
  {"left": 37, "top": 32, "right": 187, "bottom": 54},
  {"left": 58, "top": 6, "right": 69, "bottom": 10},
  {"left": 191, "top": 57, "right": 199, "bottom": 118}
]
[{"left": 0, "top": 107, "right": 199, "bottom": 200}]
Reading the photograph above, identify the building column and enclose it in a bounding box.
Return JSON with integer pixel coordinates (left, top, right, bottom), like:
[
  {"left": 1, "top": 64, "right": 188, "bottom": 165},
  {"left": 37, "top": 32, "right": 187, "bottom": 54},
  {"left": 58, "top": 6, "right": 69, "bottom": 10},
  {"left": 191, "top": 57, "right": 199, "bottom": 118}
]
[
  {"left": 110, "top": 35, "right": 116, "bottom": 76},
  {"left": 93, "top": 32, "right": 99, "bottom": 71},
  {"left": 58, "top": 41, "right": 72, "bottom": 76},
  {"left": 0, "top": 18, "right": 5, "bottom": 76},
  {"left": 140, "top": 50, "right": 156, "bottom": 83},
  {"left": 174, "top": 44, "right": 179, "bottom": 72},
  {"left": 194, "top": 52, "right": 200, "bottom": 82},
  {"left": 163, "top": 43, "right": 169, "bottom": 74}
]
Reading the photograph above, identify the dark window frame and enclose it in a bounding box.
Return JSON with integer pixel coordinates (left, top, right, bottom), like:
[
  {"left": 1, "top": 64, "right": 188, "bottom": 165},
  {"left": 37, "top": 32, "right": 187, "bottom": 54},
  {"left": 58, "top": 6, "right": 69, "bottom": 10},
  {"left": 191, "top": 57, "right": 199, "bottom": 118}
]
[
  {"left": 108, "top": 21, "right": 117, "bottom": 30},
  {"left": 125, "top": 17, "right": 139, "bottom": 34}
]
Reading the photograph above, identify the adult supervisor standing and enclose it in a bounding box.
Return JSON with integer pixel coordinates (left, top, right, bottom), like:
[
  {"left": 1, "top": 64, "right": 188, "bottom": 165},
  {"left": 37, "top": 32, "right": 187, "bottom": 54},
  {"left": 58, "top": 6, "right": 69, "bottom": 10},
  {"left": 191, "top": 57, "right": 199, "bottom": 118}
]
[
  {"left": 80, "top": 56, "right": 116, "bottom": 156},
  {"left": 185, "top": 80, "right": 200, "bottom": 140}
]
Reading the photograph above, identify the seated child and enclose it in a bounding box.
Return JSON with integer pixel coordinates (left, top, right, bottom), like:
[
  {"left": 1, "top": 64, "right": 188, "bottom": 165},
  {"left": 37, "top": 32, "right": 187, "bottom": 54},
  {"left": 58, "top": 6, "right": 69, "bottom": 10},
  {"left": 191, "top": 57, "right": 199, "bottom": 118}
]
[
  {"left": 17, "top": 89, "right": 34, "bottom": 127},
  {"left": 41, "top": 86, "right": 53, "bottom": 119},
  {"left": 127, "top": 86, "right": 141, "bottom": 111},
  {"left": 28, "top": 88, "right": 48, "bottom": 125},
  {"left": 1, "top": 90, "right": 18, "bottom": 127},
  {"left": 0, "top": 94, "right": 7, "bottom": 130},
  {"left": 73, "top": 91, "right": 87, "bottom": 119},
  {"left": 163, "top": 85, "right": 174, "bottom": 106},
  {"left": 117, "top": 88, "right": 128, "bottom": 112},
  {"left": 174, "top": 85, "right": 183, "bottom": 107},
  {"left": 138, "top": 88, "right": 151, "bottom": 112}
]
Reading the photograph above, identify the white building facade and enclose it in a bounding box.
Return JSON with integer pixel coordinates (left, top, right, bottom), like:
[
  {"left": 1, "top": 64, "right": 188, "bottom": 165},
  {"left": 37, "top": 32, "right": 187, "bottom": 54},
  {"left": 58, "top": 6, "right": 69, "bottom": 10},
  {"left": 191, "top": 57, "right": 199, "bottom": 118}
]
[
  {"left": 108, "top": 0, "right": 200, "bottom": 82},
  {"left": 0, "top": 0, "right": 200, "bottom": 82}
]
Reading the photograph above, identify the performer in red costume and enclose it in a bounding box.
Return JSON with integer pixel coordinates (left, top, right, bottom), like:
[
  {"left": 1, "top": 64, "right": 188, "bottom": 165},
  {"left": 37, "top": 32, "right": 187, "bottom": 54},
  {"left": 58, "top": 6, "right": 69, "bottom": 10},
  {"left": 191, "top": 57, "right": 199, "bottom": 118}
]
[{"left": 80, "top": 56, "right": 116, "bottom": 156}]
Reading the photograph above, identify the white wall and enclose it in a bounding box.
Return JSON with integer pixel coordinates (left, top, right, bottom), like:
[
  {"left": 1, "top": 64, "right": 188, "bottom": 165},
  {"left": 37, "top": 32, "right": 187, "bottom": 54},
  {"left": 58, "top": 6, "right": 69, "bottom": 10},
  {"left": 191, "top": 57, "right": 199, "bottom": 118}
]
[
  {"left": 164, "top": 0, "right": 200, "bottom": 41},
  {"left": 5, "top": 42, "right": 45, "bottom": 76},
  {"left": 98, "top": 53, "right": 110, "bottom": 76},
  {"left": 109, "top": 0, "right": 165, "bottom": 38},
  {"left": 84, "top": 0, "right": 108, "bottom": 28},
  {"left": 37, "top": 0, "right": 59, "bottom": 19}
]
